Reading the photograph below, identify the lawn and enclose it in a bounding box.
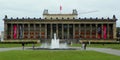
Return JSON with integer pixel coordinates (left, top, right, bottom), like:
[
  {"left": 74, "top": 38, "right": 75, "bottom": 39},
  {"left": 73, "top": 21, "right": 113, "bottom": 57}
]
[
  {"left": 0, "top": 44, "right": 40, "bottom": 48},
  {"left": 0, "top": 50, "right": 120, "bottom": 60},
  {"left": 1, "top": 43, "right": 120, "bottom": 50}
]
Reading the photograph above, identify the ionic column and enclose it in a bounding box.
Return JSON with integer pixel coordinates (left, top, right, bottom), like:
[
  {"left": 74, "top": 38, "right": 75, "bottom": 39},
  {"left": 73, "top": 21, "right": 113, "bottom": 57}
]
[
  {"left": 4, "top": 23, "right": 7, "bottom": 40},
  {"left": 45, "top": 24, "right": 47, "bottom": 39},
  {"left": 62, "top": 24, "right": 64, "bottom": 39},
  {"left": 90, "top": 24, "right": 92, "bottom": 38},
  {"left": 11, "top": 24, "right": 13, "bottom": 39},
  {"left": 39, "top": 24, "right": 41, "bottom": 38},
  {"left": 23, "top": 24, "right": 24, "bottom": 39},
  {"left": 101, "top": 24, "right": 103, "bottom": 39},
  {"left": 56, "top": 24, "right": 58, "bottom": 38},
  {"left": 84, "top": 24, "right": 86, "bottom": 39},
  {"left": 107, "top": 24, "right": 109, "bottom": 39},
  {"left": 96, "top": 24, "right": 98, "bottom": 39},
  {"left": 51, "top": 24, "right": 53, "bottom": 38},
  {"left": 67, "top": 24, "right": 69, "bottom": 39},
  {"left": 34, "top": 24, "right": 36, "bottom": 39},
  {"left": 17, "top": 24, "right": 19, "bottom": 39},
  {"left": 73, "top": 24, "right": 75, "bottom": 39},
  {"left": 28, "top": 24, "right": 30, "bottom": 39},
  {"left": 79, "top": 24, "right": 81, "bottom": 38},
  {"left": 113, "top": 23, "right": 116, "bottom": 39}
]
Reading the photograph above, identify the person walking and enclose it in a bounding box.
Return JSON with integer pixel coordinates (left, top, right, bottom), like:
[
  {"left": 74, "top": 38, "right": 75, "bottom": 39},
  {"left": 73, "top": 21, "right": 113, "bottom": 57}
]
[
  {"left": 22, "top": 42, "right": 25, "bottom": 50},
  {"left": 82, "top": 42, "right": 87, "bottom": 50},
  {"left": 84, "top": 43, "right": 87, "bottom": 50}
]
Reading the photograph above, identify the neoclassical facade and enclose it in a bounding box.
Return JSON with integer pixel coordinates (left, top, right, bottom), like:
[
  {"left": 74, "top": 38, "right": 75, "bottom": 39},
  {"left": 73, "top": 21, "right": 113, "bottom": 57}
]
[{"left": 4, "top": 10, "right": 117, "bottom": 41}]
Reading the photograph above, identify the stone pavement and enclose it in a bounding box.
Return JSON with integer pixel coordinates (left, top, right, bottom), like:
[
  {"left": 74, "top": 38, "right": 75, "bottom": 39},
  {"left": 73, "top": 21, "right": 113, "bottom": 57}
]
[
  {"left": 0, "top": 47, "right": 22, "bottom": 52},
  {"left": 87, "top": 47, "right": 120, "bottom": 56}
]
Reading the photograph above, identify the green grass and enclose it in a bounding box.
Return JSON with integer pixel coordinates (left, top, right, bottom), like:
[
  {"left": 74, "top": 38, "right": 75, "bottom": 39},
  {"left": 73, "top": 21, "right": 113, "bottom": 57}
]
[
  {"left": 71, "top": 44, "right": 120, "bottom": 50},
  {"left": 0, "top": 50, "right": 120, "bottom": 60},
  {"left": 1, "top": 43, "right": 120, "bottom": 50},
  {"left": 0, "top": 44, "right": 40, "bottom": 48}
]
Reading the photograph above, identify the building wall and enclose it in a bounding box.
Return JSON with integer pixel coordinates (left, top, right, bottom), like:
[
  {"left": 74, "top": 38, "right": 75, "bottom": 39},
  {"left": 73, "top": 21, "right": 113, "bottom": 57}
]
[
  {"left": 43, "top": 14, "right": 77, "bottom": 19},
  {"left": 4, "top": 19, "right": 117, "bottom": 40}
]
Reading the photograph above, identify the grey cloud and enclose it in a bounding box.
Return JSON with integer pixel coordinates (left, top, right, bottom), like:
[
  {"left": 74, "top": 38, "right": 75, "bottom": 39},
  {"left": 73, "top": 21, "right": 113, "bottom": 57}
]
[{"left": 0, "top": 0, "right": 120, "bottom": 32}]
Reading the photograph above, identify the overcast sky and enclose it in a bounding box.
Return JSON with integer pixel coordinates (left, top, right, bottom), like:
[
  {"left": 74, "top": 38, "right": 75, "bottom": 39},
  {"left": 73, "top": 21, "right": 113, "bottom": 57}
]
[{"left": 0, "top": 0, "right": 120, "bottom": 33}]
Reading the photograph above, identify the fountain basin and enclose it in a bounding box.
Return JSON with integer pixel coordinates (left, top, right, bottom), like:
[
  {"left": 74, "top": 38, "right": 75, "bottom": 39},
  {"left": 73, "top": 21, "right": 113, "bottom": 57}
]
[
  {"left": 28, "top": 47, "right": 80, "bottom": 50},
  {"left": 34, "top": 33, "right": 81, "bottom": 50}
]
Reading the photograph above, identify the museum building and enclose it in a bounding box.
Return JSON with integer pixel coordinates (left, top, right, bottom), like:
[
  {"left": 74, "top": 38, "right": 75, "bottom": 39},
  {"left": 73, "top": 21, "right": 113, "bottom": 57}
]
[{"left": 3, "top": 9, "right": 117, "bottom": 41}]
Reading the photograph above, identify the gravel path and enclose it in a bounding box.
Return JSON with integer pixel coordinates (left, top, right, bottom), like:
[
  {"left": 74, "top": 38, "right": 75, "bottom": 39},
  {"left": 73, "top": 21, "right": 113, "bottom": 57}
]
[
  {"left": 87, "top": 47, "right": 120, "bottom": 56},
  {"left": 0, "top": 47, "right": 22, "bottom": 52}
]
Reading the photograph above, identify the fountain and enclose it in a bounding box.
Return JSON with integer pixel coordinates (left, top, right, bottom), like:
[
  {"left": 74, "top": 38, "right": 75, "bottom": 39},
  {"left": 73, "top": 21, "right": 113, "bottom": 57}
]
[
  {"left": 40, "top": 33, "right": 67, "bottom": 49},
  {"left": 29, "top": 33, "right": 80, "bottom": 50},
  {"left": 51, "top": 33, "right": 59, "bottom": 48}
]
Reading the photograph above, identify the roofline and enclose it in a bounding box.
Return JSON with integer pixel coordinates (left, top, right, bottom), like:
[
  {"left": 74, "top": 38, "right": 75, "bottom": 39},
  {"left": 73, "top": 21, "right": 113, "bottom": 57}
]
[{"left": 3, "top": 18, "right": 117, "bottom": 21}]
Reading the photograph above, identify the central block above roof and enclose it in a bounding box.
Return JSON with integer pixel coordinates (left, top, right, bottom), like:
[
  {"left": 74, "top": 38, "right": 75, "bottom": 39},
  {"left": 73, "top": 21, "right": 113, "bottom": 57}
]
[{"left": 43, "top": 9, "right": 78, "bottom": 19}]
